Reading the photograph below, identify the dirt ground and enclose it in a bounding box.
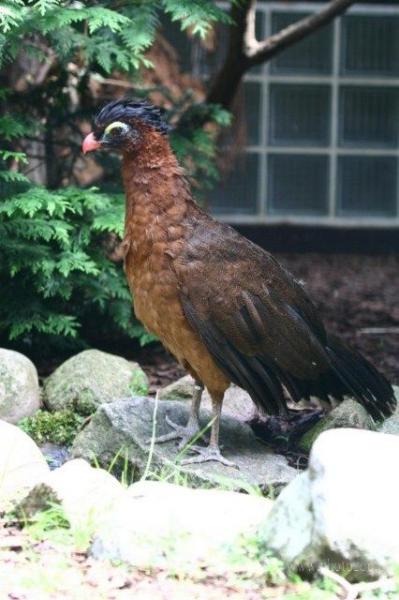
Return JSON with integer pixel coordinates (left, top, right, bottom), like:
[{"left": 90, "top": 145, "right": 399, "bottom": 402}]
[
  {"left": 279, "top": 253, "right": 399, "bottom": 385},
  {"left": 140, "top": 253, "right": 399, "bottom": 392},
  {"left": 0, "top": 522, "right": 320, "bottom": 600}
]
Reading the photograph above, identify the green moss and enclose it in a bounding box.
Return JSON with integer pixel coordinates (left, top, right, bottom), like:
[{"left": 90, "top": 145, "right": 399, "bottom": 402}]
[
  {"left": 129, "top": 369, "right": 149, "bottom": 396},
  {"left": 18, "top": 410, "right": 84, "bottom": 446},
  {"left": 73, "top": 389, "right": 97, "bottom": 416}
]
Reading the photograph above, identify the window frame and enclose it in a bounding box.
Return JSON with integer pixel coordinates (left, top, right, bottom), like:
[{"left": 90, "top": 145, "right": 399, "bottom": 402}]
[{"left": 208, "top": 2, "right": 399, "bottom": 228}]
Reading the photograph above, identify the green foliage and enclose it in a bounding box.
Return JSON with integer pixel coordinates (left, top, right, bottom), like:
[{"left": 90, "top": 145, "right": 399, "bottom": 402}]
[
  {"left": 170, "top": 98, "right": 232, "bottom": 195},
  {"left": 0, "top": 0, "right": 228, "bottom": 72},
  {"left": 18, "top": 409, "right": 84, "bottom": 446},
  {"left": 0, "top": 0, "right": 231, "bottom": 354},
  {"left": 162, "top": 0, "right": 230, "bottom": 38},
  {"left": 0, "top": 181, "right": 144, "bottom": 349}
]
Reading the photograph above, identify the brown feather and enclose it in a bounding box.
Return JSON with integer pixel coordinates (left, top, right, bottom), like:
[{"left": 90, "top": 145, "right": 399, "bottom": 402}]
[{"left": 119, "top": 123, "right": 395, "bottom": 420}]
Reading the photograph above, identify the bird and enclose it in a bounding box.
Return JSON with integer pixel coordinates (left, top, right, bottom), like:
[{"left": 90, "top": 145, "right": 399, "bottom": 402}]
[{"left": 82, "top": 99, "right": 396, "bottom": 466}]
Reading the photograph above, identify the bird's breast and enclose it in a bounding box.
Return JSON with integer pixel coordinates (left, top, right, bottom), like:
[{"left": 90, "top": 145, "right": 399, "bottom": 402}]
[{"left": 124, "top": 241, "right": 187, "bottom": 349}]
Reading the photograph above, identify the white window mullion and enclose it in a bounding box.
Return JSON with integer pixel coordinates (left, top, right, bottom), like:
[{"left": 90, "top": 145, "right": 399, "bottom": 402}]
[
  {"left": 258, "top": 6, "right": 270, "bottom": 217},
  {"left": 329, "top": 15, "right": 341, "bottom": 219}
]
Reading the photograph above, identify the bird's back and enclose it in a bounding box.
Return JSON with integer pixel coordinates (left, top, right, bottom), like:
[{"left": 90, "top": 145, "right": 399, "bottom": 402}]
[{"left": 175, "top": 206, "right": 396, "bottom": 419}]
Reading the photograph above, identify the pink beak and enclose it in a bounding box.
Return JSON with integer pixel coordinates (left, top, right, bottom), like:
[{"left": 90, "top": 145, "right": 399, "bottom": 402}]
[{"left": 82, "top": 132, "right": 101, "bottom": 154}]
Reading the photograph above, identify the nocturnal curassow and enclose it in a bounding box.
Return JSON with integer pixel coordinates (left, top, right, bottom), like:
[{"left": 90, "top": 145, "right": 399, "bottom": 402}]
[{"left": 82, "top": 99, "right": 396, "bottom": 466}]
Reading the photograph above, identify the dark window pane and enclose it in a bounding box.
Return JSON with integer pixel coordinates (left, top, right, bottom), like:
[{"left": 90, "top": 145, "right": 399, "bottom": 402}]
[
  {"left": 270, "top": 11, "right": 333, "bottom": 74},
  {"left": 243, "top": 82, "right": 261, "bottom": 146},
  {"left": 268, "top": 154, "right": 329, "bottom": 215},
  {"left": 269, "top": 85, "right": 331, "bottom": 147},
  {"left": 339, "top": 87, "right": 399, "bottom": 149},
  {"left": 208, "top": 83, "right": 261, "bottom": 149},
  {"left": 337, "top": 156, "right": 397, "bottom": 217},
  {"left": 208, "top": 153, "right": 259, "bottom": 215},
  {"left": 341, "top": 15, "right": 399, "bottom": 77}
]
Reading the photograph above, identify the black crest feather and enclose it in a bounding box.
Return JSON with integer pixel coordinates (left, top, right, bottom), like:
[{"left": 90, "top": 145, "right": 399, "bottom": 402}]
[{"left": 94, "top": 99, "right": 169, "bottom": 135}]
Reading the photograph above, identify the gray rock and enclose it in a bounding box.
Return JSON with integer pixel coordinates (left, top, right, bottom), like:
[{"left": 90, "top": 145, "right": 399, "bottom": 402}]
[
  {"left": 0, "top": 420, "right": 50, "bottom": 511},
  {"left": 159, "top": 375, "right": 256, "bottom": 422},
  {"left": 44, "top": 349, "right": 148, "bottom": 415},
  {"left": 72, "top": 397, "right": 297, "bottom": 492},
  {"left": 40, "top": 443, "right": 71, "bottom": 470},
  {"left": 18, "top": 458, "right": 125, "bottom": 531},
  {"left": 380, "top": 416, "right": 399, "bottom": 436},
  {"left": 0, "top": 349, "right": 41, "bottom": 423},
  {"left": 379, "top": 386, "right": 399, "bottom": 435},
  {"left": 261, "top": 428, "right": 399, "bottom": 580},
  {"left": 298, "top": 399, "right": 375, "bottom": 452},
  {"left": 91, "top": 480, "right": 273, "bottom": 568}
]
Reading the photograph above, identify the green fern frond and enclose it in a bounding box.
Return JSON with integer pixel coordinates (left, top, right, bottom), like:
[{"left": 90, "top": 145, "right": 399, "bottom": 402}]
[
  {"left": 29, "top": 0, "right": 60, "bottom": 18},
  {"left": 0, "top": 115, "right": 31, "bottom": 140},
  {"left": 86, "top": 7, "right": 130, "bottom": 34},
  {"left": 0, "top": 1, "right": 24, "bottom": 33},
  {"left": 0, "top": 149, "right": 28, "bottom": 163},
  {"left": 0, "top": 170, "right": 29, "bottom": 183},
  {"left": 162, "top": 0, "right": 230, "bottom": 38}
]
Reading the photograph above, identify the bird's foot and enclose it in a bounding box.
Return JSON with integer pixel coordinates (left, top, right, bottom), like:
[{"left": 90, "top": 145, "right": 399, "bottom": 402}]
[
  {"left": 149, "top": 416, "right": 204, "bottom": 450},
  {"left": 250, "top": 409, "right": 324, "bottom": 450},
  {"left": 180, "top": 445, "right": 238, "bottom": 469}
]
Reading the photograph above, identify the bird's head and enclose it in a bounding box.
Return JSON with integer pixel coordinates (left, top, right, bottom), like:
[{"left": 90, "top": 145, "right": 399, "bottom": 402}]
[{"left": 82, "top": 99, "right": 169, "bottom": 155}]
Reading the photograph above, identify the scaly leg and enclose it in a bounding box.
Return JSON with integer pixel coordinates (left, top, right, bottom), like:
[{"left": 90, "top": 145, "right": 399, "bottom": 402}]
[
  {"left": 152, "top": 382, "right": 204, "bottom": 449},
  {"left": 181, "top": 393, "right": 238, "bottom": 468}
]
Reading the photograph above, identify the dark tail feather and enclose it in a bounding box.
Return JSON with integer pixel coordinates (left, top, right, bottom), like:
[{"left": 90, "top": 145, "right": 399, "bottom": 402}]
[
  {"left": 325, "top": 335, "right": 396, "bottom": 420},
  {"left": 181, "top": 296, "right": 396, "bottom": 421}
]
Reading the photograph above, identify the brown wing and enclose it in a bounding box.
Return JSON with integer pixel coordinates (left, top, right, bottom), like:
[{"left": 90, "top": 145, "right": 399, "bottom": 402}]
[{"left": 175, "top": 215, "right": 394, "bottom": 419}]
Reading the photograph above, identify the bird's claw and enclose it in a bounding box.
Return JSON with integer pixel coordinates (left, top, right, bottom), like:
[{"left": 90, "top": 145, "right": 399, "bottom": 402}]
[
  {"left": 180, "top": 445, "right": 239, "bottom": 468},
  {"left": 148, "top": 415, "right": 203, "bottom": 449}
]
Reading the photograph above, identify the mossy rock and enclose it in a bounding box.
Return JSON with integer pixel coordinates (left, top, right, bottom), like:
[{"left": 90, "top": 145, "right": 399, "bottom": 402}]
[
  {"left": 44, "top": 349, "right": 148, "bottom": 416},
  {"left": 158, "top": 375, "right": 194, "bottom": 401},
  {"left": 298, "top": 399, "right": 376, "bottom": 453}
]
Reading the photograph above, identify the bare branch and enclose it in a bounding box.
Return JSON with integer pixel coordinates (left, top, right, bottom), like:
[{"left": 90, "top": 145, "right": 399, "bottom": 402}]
[
  {"left": 246, "top": 0, "right": 356, "bottom": 65},
  {"left": 206, "top": 0, "right": 355, "bottom": 110},
  {"left": 243, "top": 0, "right": 257, "bottom": 58}
]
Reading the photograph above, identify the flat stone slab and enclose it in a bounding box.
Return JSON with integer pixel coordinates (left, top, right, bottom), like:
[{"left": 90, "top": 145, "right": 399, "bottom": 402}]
[{"left": 72, "top": 397, "right": 297, "bottom": 492}]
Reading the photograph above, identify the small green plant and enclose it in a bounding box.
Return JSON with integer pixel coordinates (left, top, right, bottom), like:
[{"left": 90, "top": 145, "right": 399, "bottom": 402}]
[
  {"left": 106, "top": 445, "right": 135, "bottom": 487},
  {"left": 18, "top": 409, "right": 84, "bottom": 446},
  {"left": 23, "top": 504, "right": 70, "bottom": 541},
  {"left": 19, "top": 503, "right": 95, "bottom": 552}
]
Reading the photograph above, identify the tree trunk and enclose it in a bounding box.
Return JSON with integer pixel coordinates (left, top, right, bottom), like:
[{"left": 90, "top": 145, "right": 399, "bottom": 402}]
[{"left": 206, "top": 56, "right": 249, "bottom": 108}]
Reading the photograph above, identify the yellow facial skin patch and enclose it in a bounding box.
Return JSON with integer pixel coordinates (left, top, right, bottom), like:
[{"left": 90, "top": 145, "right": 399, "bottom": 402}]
[{"left": 104, "top": 121, "right": 129, "bottom": 135}]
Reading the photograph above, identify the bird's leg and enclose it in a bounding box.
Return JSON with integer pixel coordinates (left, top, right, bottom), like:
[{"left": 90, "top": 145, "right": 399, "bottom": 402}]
[
  {"left": 181, "top": 393, "right": 238, "bottom": 468},
  {"left": 151, "top": 381, "right": 204, "bottom": 449}
]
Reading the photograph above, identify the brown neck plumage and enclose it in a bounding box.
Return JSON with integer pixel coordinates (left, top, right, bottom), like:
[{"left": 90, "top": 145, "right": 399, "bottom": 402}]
[{"left": 120, "top": 129, "right": 193, "bottom": 262}]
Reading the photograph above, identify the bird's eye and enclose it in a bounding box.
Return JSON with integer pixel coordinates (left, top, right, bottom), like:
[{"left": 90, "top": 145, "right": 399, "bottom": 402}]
[{"left": 104, "top": 121, "right": 129, "bottom": 136}]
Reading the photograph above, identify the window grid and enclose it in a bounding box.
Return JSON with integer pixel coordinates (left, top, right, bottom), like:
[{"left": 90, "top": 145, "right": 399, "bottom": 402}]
[{"left": 212, "top": 3, "right": 399, "bottom": 226}]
